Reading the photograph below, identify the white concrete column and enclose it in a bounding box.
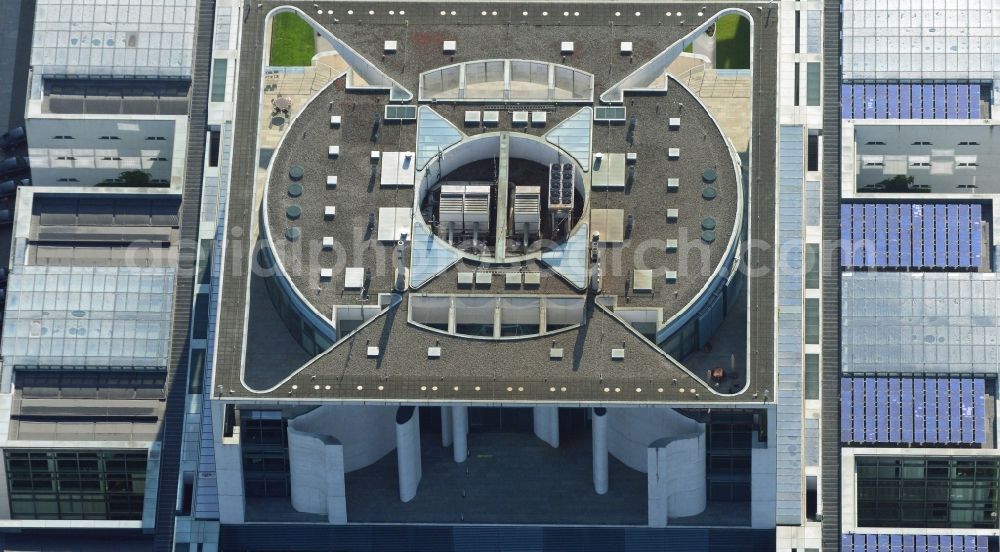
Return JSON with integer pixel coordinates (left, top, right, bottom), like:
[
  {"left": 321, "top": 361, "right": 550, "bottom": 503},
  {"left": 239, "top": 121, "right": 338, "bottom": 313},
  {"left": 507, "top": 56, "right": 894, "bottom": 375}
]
[
  {"left": 324, "top": 443, "right": 347, "bottom": 524},
  {"left": 452, "top": 405, "right": 468, "bottom": 463},
  {"left": 648, "top": 444, "right": 670, "bottom": 528},
  {"left": 533, "top": 405, "right": 560, "bottom": 448},
  {"left": 395, "top": 406, "right": 422, "bottom": 502},
  {"left": 751, "top": 406, "right": 777, "bottom": 529},
  {"left": 592, "top": 407, "right": 608, "bottom": 495},
  {"left": 441, "top": 405, "right": 453, "bottom": 448}
]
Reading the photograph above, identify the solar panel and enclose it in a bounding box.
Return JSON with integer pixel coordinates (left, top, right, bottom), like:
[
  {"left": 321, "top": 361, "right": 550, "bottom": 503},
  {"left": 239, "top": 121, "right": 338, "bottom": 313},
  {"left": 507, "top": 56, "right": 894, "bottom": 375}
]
[
  {"left": 911, "top": 205, "right": 923, "bottom": 267},
  {"left": 933, "top": 205, "right": 945, "bottom": 267},
  {"left": 956, "top": 84, "right": 969, "bottom": 119},
  {"left": 940, "top": 535, "right": 952, "bottom": 551},
  {"left": 889, "top": 378, "right": 901, "bottom": 442},
  {"left": 876, "top": 84, "right": 888, "bottom": 118},
  {"left": 959, "top": 205, "right": 971, "bottom": 267},
  {"left": 864, "top": 204, "right": 877, "bottom": 266},
  {"left": 901, "top": 378, "right": 913, "bottom": 442},
  {"left": 914, "top": 378, "right": 926, "bottom": 443},
  {"left": 853, "top": 204, "right": 865, "bottom": 266},
  {"left": 854, "top": 84, "right": 865, "bottom": 119},
  {"left": 974, "top": 378, "right": 986, "bottom": 444},
  {"left": 900, "top": 206, "right": 911, "bottom": 267},
  {"left": 923, "top": 205, "right": 935, "bottom": 268},
  {"left": 890, "top": 535, "right": 902, "bottom": 550},
  {"left": 961, "top": 378, "right": 973, "bottom": 444},
  {"left": 842, "top": 534, "right": 854, "bottom": 552},
  {"left": 865, "top": 84, "right": 876, "bottom": 118},
  {"left": 888, "top": 204, "right": 900, "bottom": 268},
  {"left": 876, "top": 377, "right": 889, "bottom": 442},
  {"left": 922, "top": 85, "right": 934, "bottom": 119},
  {"left": 915, "top": 535, "right": 926, "bottom": 550},
  {"left": 977, "top": 535, "right": 988, "bottom": 552},
  {"left": 875, "top": 204, "right": 888, "bottom": 267},
  {"left": 937, "top": 378, "right": 949, "bottom": 443},
  {"left": 877, "top": 534, "right": 889, "bottom": 552},
  {"left": 903, "top": 534, "right": 914, "bottom": 551},
  {"left": 899, "top": 85, "right": 911, "bottom": 118},
  {"left": 947, "top": 205, "right": 960, "bottom": 267},
  {"left": 841, "top": 377, "right": 852, "bottom": 442},
  {"left": 888, "top": 84, "right": 900, "bottom": 118},
  {"left": 910, "top": 85, "right": 922, "bottom": 118},
  {"left": 925, "top": 378, "right": 937, "bottom": 443},
  {"left": 841, "top": 204, "right": 852, "bottom": 267},
  {"left": 972, "top": 204, "right": 982, "bottom": 267},
  {"left": 950, "top": 378, "right": 961, "bottom": 443},
  {"left": 865, "top": 377, "right": 877, "bottom": 442},
  {"left": 970, "top": 85, "right": 981, "bottom": 119},
  {"left": 934, "top": 84, "right": 946, "bottom": 119},
  {"left": 853, "top": 377, "right": 864, "bottom": 442},
  {"left": 842, "top": 84, "right": 853, "bottom": 118},
  {"left": 854, "top": 534, "right": 866, "bottom": 552},
  {"left": 947, "top": 84, "right": 960, "bottom": 118}
]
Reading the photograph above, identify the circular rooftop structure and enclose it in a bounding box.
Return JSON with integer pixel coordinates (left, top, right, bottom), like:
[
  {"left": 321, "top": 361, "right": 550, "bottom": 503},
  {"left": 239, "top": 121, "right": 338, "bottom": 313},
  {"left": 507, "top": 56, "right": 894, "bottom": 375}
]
[{"left": 261, "top": 57, "right": 743, "bottom": 357}]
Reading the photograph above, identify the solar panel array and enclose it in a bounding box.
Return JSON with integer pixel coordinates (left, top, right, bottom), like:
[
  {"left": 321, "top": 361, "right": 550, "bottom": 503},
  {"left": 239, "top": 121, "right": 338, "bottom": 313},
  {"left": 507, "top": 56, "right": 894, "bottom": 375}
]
[
  {"left": 842, "top": 534, "right": 988, "bottom": 552},
  {"left": 840, "top": 203, "right": 982, "bottom": 270},
  {"left": 840, "top": 376, "right": 987, "bottom": 446},
  {"left": 841, "top": 83, "right": 982, "bottom": 119}
]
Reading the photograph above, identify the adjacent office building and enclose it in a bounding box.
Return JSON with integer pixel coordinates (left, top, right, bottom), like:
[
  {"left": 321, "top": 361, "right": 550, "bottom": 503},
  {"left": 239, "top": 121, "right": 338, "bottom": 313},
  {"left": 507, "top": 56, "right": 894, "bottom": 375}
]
[{"left": 837, "top": 1, "right": 1000, "bottom": 550}]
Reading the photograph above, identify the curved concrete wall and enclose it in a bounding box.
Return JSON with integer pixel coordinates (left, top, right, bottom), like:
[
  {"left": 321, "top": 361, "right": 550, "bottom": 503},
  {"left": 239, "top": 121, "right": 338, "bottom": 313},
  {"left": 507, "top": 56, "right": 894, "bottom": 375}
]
[
  {"left": 289, "top": 405, "right": 397, "bottom": 472},
  {"left": 606, "top": 407, "right": 704, "bottom": 473},
  {"left": 648, "top": 432, "right": 708, "bottom": 523},
  {"left": 286, "top": 426, "right": 345, "bottom": 520}
]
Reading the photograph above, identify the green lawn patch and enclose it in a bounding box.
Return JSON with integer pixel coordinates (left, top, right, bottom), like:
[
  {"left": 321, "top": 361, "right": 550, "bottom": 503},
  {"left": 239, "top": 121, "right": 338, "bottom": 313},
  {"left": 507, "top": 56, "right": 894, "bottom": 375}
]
[
  {"left": 683, "top": 43, "right": 693, "bottom": 54},
  {"left": 714, "top": 15, "right": 751, "bottom": 69},
  {"left": 269, "top": 12, "right": 316, "bottom": 67}
]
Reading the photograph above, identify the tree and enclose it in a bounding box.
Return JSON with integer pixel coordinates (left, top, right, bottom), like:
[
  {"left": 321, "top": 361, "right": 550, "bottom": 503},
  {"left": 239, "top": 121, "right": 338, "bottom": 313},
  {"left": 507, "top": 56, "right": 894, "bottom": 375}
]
[{"left": 118, "top": 170, "right": 151, "bottom": 187}]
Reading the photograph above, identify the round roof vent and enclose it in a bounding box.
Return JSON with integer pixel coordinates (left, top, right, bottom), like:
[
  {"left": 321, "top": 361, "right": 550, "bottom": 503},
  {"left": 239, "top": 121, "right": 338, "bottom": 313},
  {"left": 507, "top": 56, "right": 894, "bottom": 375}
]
[
  {"left": 286, "top": 205, "right": 302, "bottom": 219},
  {"left": 286, "top": 227, "right": 301, "bottom": 241},
  {"left": 702, "top": 229, "right": 717, "bottom": 243},
  {"left": 701, "top": 217, "right": 716, "bottom": 231},
  {"left": 289, "top": 165, "right": 305, "bottom": 181},
  {"left": 703, "top": 167, "right": 718, "bottom": 183},
  {"left": 288, "top": 183, "right": 303, "bottom": 197},
  {"left": 702, "top": 186, "right": 717, "bottom": 200}
]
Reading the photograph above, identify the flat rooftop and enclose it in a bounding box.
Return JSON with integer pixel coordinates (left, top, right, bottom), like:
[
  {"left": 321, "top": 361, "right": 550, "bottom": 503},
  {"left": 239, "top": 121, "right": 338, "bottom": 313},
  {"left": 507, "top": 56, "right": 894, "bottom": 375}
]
[{"left": 214, "top": 2, "right": 778, "bottom": 404}]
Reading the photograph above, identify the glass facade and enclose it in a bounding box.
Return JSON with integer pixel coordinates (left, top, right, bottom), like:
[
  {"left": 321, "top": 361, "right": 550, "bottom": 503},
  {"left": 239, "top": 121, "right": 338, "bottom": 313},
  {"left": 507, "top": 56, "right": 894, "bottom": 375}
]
[
  {"left": 706, "top": 411, "right": 753, "bottom": 502},
  {"left": 5, "top": 449, "right": 147, "bottom": 520},
  {"left": 258, "top": 247, "right": 335, "bottom": 357},
  {"left": 857, "top": 456, "right": 999, "bottom": 529},
  {"left": 242, "top": 415, "right": 290, "bottom": 498}
]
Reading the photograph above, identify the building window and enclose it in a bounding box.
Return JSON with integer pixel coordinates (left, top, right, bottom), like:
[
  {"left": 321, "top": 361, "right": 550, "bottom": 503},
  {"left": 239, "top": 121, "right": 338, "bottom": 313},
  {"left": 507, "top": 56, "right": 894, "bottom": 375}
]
[
  {"left": 5, "top": 450, "right": 147, "bottom": 520},
  {"left": 55, "top": 156, "right": 76, "bottom": 161},
  {"left": 857, "top": 456, "right": 999, "bottom": 529},
  {"left": 148, "top": 157, "right": 168, "bottom": 162},
  {"left": 958, "top": 141, "right": 980, "bottom": 146},
  {"left": 56, "top": 178, "right": 79, "bottom": 182},
  {"left": 864, "top": 141, "right": 886, "bottom": 146},
  {"left": 52, "top": 135, "right": 74, "bottom": 140},
  {"left": 805, "top": 244, "right": 820, "bottom": 288},
  {"left": 805, "top": 62, "right": 821, "bottom": 106},
  {"left": 706, "top": 411, "right": 753, "bottom": 502},
  {"left": 804, "top": 354, "right": 819, "bottom": 399},
  {"left": 912, "top": 141, "right": 932, "bottom": 146},
  {"left": 145, "top": 136, "right": 167, "bottom": 141},
  {"left": 804, "top": 298, "right": 820, "bottom": 344},
  {"left": 242, "top": 415, "right": 291, "bottom": 498},
  {"left": 98, "top": 136, "right": 121, "bottom": 140}
]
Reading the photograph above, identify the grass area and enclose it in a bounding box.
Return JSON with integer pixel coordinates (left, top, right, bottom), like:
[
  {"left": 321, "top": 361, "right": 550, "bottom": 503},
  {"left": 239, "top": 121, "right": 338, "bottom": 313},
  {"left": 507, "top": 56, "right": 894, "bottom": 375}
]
[
  {"left": 714, "top": 15, "right": 751, "bottom": 69},
  {"left": 269, "top": 12, "right": 316, "bottom": 67},
  {"left": 683, "top": 43, "right": 693, "bottom": 53}
]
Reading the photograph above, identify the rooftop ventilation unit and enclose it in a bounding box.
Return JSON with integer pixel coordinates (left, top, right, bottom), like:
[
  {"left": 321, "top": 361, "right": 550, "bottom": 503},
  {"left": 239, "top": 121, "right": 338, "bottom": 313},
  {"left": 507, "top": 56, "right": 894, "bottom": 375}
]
[
  {"left": 443, "top": 40, "right": 457, "bottom": 54},
  {"left": 513, "top": 185, "right": 541, "bottom": 239},
  {"left": 439, "top": 183, "right": 492, "bottom": 239},
  {"left": 548, "top": 163, "right": 575, "bottom": 213},
  {"left": 384, "top": 105, "right": 417, "bottom": 120}
]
